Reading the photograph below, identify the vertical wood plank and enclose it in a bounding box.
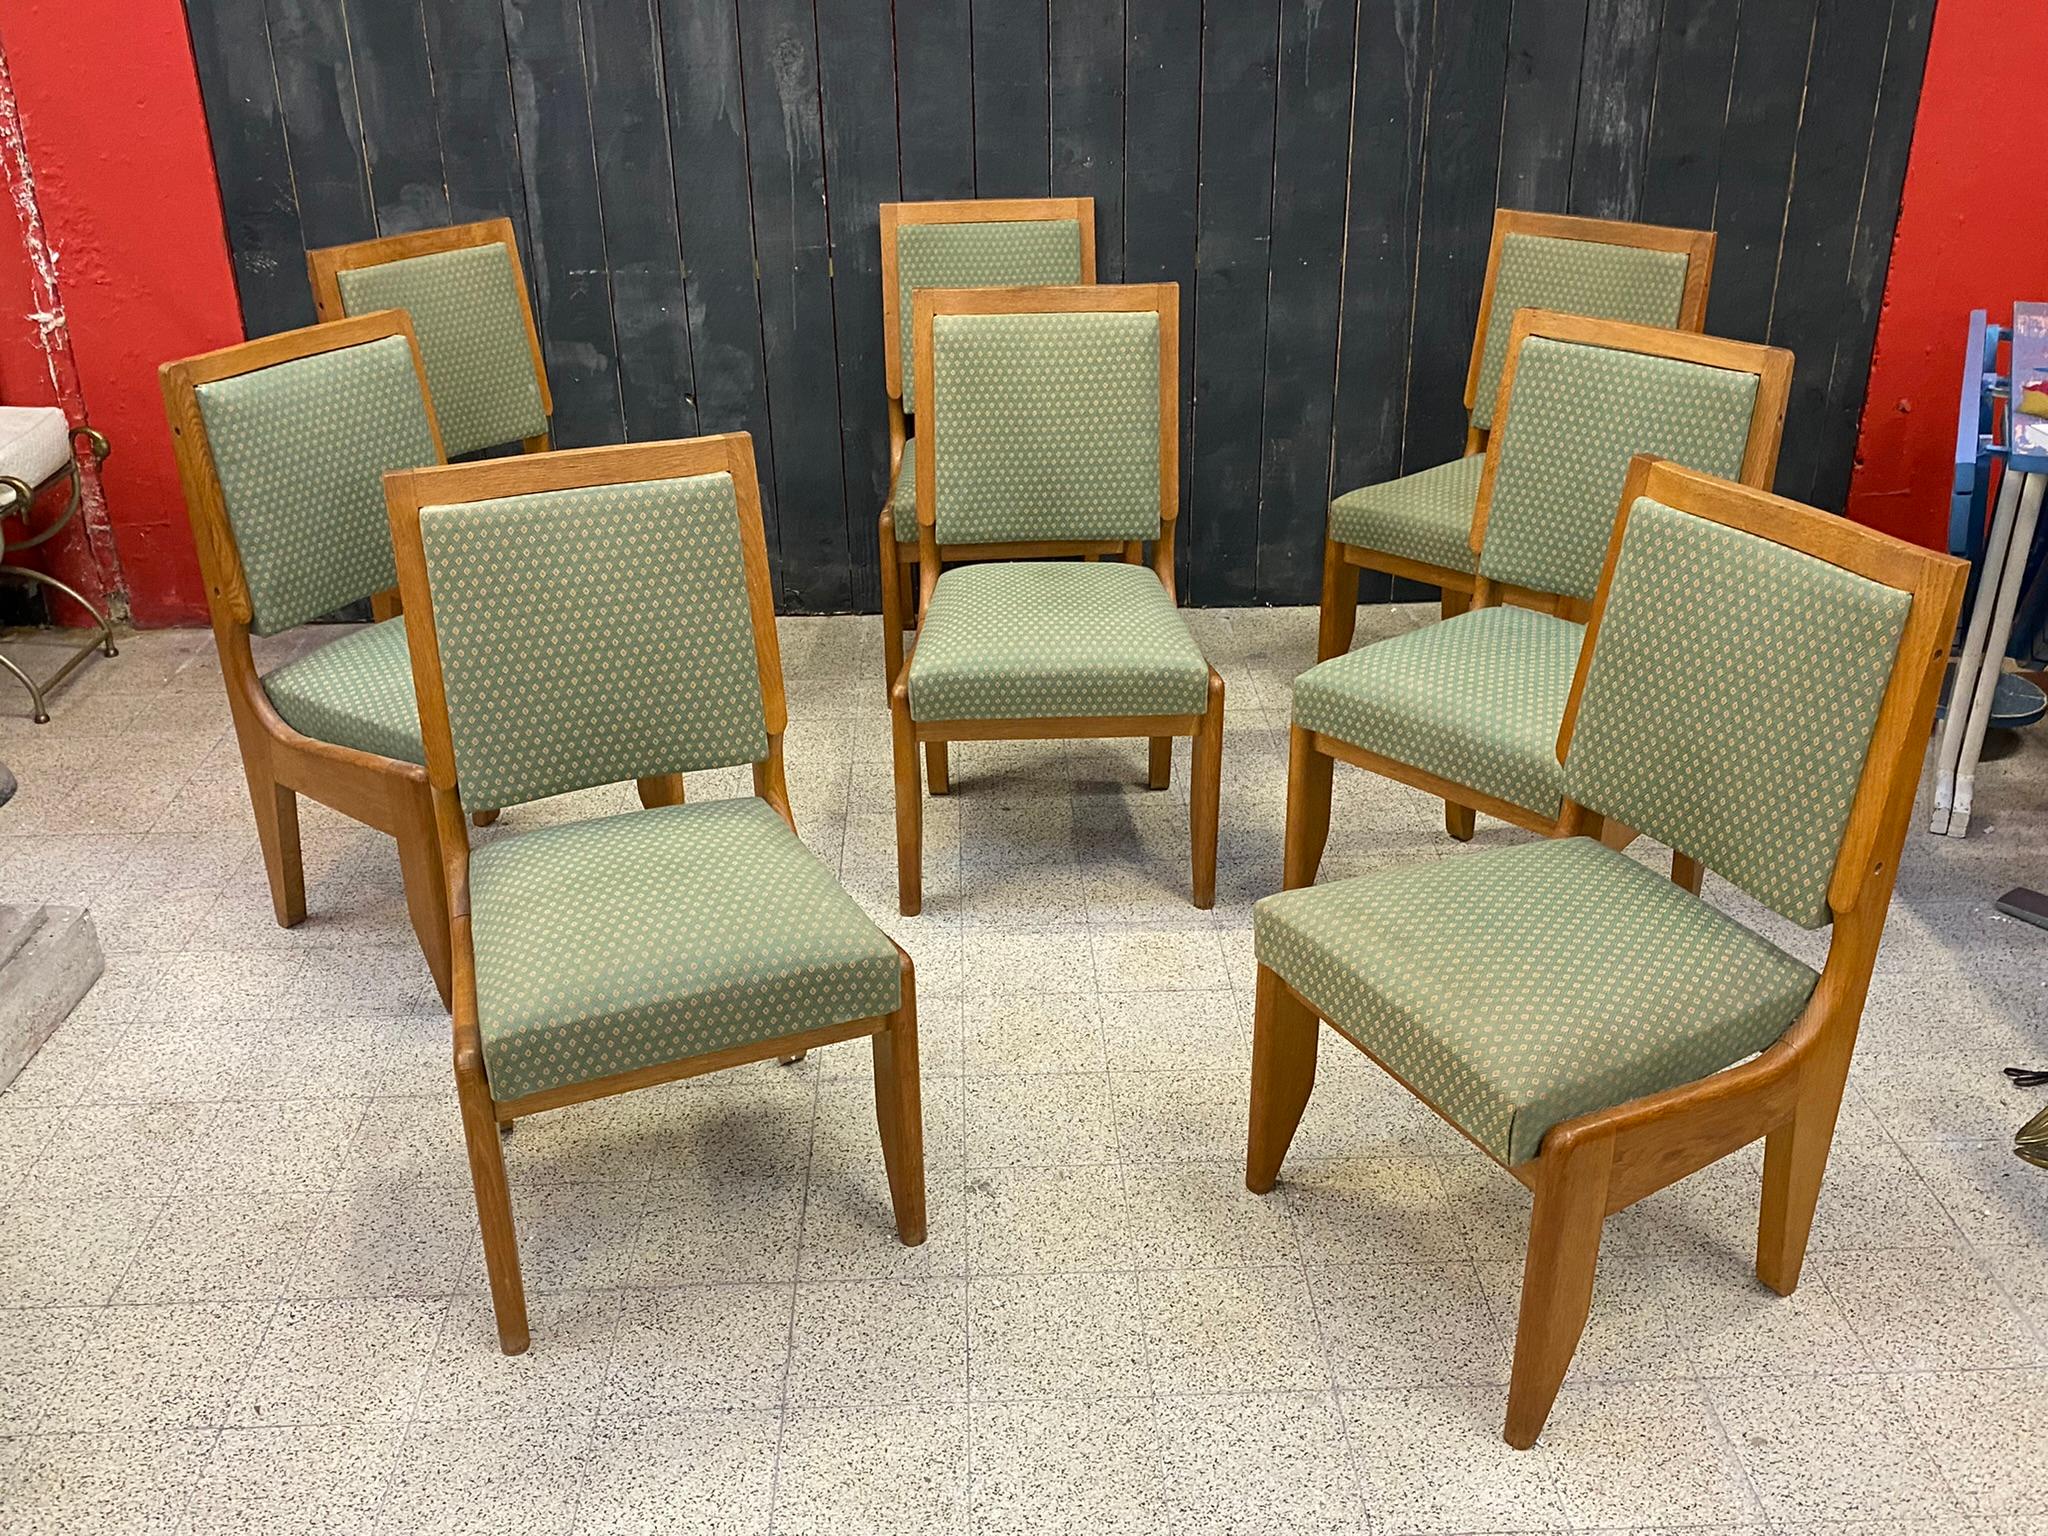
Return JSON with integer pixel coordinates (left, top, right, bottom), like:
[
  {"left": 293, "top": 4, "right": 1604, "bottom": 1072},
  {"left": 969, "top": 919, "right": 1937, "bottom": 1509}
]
[
  {"left": 1188, "top": 0, "right": 1281, "bottom": 606},
  {"left": 1567, "top": 0, "right": 1660, "bottom": 219},
  {"left": 1402, "top": 0, "right": 1511, "bottom": 474},
  {"left": 503, "top": 0, "right": 626, "bottom": 447},
  {"left": 421, "top": 0, "right": 533, "bottom": 257},
  {"left": 972, "top": 1, "right": 1051, "bottom": 197},
  {"left": 1255, "top": 0, "right": 1359, "bottom": 604},
  {"left": 658, "top": 0, "right": 782, "bottom": 588},
  {"left": 582, "top": 0, "right": 699, "bottom": 443},
  {"left": 185, "top": 0, "right": 311, "bottom": 335},
  {"left": 1050, "top": 0, "right": 1125, "bottom": 281},
  {"left": 264, "top": 0, "right": 376, "bottom": 250},
  {"left": 894, "top": 0, "right": 975, "bottom": 199},
  {"left": 1496, "top": 0, "right": 1587, "bottom": 213},
  {"left": 341, "top": 0, "right": 451, "bottom": 233},
  {"left": 737, "top": 0, "right": 854, "bottom": 611},
  {"left": 817, "top": 0, "right": 902, "bottom": 611},
  {"left": 1636, "top": 0, "right": 1740, "bottom": 229}
]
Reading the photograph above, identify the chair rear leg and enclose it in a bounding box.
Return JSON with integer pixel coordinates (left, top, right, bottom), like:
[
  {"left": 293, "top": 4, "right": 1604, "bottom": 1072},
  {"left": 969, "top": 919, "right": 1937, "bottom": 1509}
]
[
  {"left": 1283, "top": 724, "right": 1334, "bottom": 890},
  {"left": 1317, "top": 539, "right": 1360, "bottom": 662},
  {"left": 871, "top": 972, "right": 927, "bottom": 1246},
  {"left": 1149, "top": 736, "right": 1172, "bottom": 789},
  {"left": 245, "top": 766, "right": 307, "bottom": 929},
  {"left": 1440, "top": 585, "right": 1472, "bottom": 621},
  {"left": 1246, "top": 965, "right": 1318, "bottom": 1193},
  {"left": 925, "top": 741, "right": 950, "bottom": 796},
  {"left": 1672, "top": 851, "right": 1703, "bottom": 894},
  {"left": 391, "top": 781, "right": 453, "bottom": 1010},
  {"left": 1505, "top": 1134, "right": 1613, "bottom": 1448},
  {"left": 879, "top": 516, "right": 907, "bottom": 689},
  {"left": 892, "top": 689, "right": 924, "bottom": 917},
  {"left": 1757, "top": 1051, "right": 1853, "bottom": 1295},
  {"left": 456, "top": 1048, "right": 529, "bottom": 1354},
  {"left": 637, "top": 774, "right": 686, "bottom": 808},
  {"left": 1189, "top": 674, "right": 1224, "bottom": 909},
  {"left": 1445, "top": 801, "right": 1477, "bottom": 841}
]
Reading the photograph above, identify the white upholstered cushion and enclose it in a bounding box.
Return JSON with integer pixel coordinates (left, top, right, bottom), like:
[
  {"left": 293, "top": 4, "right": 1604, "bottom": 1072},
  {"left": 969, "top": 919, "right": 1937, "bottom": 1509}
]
[{"left": 0, "top": 407, "right": 71, "bottom": 509}]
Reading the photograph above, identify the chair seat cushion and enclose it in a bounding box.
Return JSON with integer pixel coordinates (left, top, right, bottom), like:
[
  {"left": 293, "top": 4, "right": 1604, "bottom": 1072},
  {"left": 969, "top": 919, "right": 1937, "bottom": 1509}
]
[
  {"left": 0, "top": 406, "right": 71, "bottom": 508},
  {"left": 1254, "top": 836, "right": 1819, "bottom": 1164},
  {"left": 261, "top": 616, "right": 423, "bottom": 766},
  {"left": 890, "top": 437, "right": 917, "bottom": 535},
  {"left": 907, "top": 560, "right": 1209, "bottom": 723},
  {"left": 1327, "top": 454, "right": 1483, "bottom": 576},
  {"left": 1293, "top": 605, "right": 1583, "bottom": 818},
  {"left": 470, "top": 797, "right": 903, "bottom": 1104}
]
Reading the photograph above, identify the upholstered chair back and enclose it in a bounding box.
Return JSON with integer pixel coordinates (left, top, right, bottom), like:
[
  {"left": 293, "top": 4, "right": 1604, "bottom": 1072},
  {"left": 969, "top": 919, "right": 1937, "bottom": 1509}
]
[
  {"left": 1564, "top": 496, "right": 1912, "bottom": 928},
  {"left": 926, "top": 307, "right": 1163, "bottom": 547},
  {"left": 415, "top": 472, "right": 769, "bottom": 811},
  {"left": 1477, "top": 335, "right": 1761, "bottom": 603},
  {"left": 193, "top": 334, "right": 438, "bottom": 635},
  {"left": 335, "top": 243, "right": 548, "bottom": 458},
  {"left": 894, "top": 219, "right": 1085, "bottom": 414},
  {"left": 1470, "top": 234, "right": 1692, "bottom": 433}
]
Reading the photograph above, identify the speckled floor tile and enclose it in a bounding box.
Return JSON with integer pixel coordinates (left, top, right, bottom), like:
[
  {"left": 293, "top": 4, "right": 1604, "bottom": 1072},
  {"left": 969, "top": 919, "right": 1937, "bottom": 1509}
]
[
  {"left": 775, "top": 1402, "right": 969, "bottom": 1535},
  {"left": 1155, "top": 1390, "right": 1365, "bottom": 1536},
  {"left": 572, "top": 1411, "right": 779, "bottom": 1536}
]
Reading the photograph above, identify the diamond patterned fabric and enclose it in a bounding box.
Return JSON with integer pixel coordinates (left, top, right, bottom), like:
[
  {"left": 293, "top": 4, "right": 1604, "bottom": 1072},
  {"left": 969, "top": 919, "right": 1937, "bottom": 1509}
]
[
  {"left": 1328, "top": 453, "right": 1485, "bottom": 574},
  {"left": 1292, "top": 605, "right": 1584, "bottom": 817},
  {"left": 895, "top": 219, "right": 1084, "bottom": 414},
  {"left": 890, "top": 437, "right": 917, "bottom": 536},
  {"left": 194, "top": 336, "right": 438, "bottom": 636},
  {"left": 1470, "top": 234, "right": 1691, "bottom": 432},
  {"left": 1565, "top": 497, "right": 1912, "bottom": 928},
  {"left": 418, "top": 472, "right": 767, "bottom": 811},
  {"left": 906, "top": 560, "right": 1208, "bottom": 724},
  {"left": 1254, "top": 836, "right": 1818, "bottom": 1164},
  {"left": 1478, "top": 337, "right": 1758, "bottom": 602},
  {"left": 470, "top": 797, "right": 902, "bottom": 1103},
  {"left": 261, "top": 615, "right": 422, "bottom": 765},
  {"left": 335, "top": 244, "right": 549, "bottom": 459},
  {"left": 928, "top": 310, "right": 1160, "bottom": 547}
]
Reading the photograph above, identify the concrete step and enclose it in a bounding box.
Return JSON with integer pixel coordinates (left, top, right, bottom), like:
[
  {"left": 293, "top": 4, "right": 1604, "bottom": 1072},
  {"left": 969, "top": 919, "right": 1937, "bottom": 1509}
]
[{"left": 0, "top": 904, "right": 103, "bottom": 1091}]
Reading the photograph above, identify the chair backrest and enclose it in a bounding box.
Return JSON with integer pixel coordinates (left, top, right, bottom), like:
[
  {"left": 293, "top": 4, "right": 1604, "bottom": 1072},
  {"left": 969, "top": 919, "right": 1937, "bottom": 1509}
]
[
  {"left": 308, "top": 218, "right": 551, "bottom": 459},
  {"left": 384, "top": 435, "right": 783, "bottom": 815},
  {"left": 160, "top": 312, "right": 444, "bottom": 637},
  {"left": 882, "top": 198, "right": 1095, "bottom": 416},
  {"left": 1471, "top": 310, "right": 1791, "bottom": 608},
  {"left": 1466, "top": 210, "right": 1715, "bottom": 436},
  {"left": 1560, "top": 458, "right": 1966, "bottom": 929},
  {"left": 913, "top": 283, "right": 1177, "bottom": 550}
]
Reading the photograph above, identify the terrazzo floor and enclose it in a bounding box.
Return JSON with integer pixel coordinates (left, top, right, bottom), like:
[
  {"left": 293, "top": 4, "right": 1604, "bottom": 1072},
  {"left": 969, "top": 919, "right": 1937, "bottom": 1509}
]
[{"left": 0, "top": 607, "right": 2043, "bottom": 1536}]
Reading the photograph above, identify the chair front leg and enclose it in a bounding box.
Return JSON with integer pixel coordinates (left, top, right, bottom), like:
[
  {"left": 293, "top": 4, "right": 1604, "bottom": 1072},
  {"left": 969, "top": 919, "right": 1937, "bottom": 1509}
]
[
  {"left": 1149, "top": 736, "right": 1173, "bottom": 790},
  {"left": 1445, "top": 800, "right": 1477, "bottom": 841},
  {"left": 1505, "top": 1132, "right": 1614, "bottom": 1448},
  {"left": 637, "top": 774, "right": 686, "bottom": 809},
  {"left": 456, "top": 1041, "right": 529, "bottom": 1355},
  {"left": 871, "top": 968, "right": 927, "bottom": 1246},
  {"left": 242, "top": 754, "right": 306, "bottom": 929},
  {"left": 879, "top": 514, "right": 907, "bottom": 689},
  {"left": 925, "top": 740, "right": 951, "bottom": 796},
  {"left": 1189, "top": 673, "right": 1224, "bottom": 909},
  {"left": 1246, "top": 965, "right": 1318, "bottom": 1193},
  {"left": 1317, "top": 538, "right": 1360, "bottom": 662},
  {"left": 1756, "top": 1042, "right": 1854, "bottom": 1295},
  {"left": 390, "top": 778, "right": 453, "bottom": 1010},
  {"left": 891, "top": 687, "right": 924, "bottom": 917},
  {"left": 1282, "top": 724, "right": 1333, "bottom": 890}
]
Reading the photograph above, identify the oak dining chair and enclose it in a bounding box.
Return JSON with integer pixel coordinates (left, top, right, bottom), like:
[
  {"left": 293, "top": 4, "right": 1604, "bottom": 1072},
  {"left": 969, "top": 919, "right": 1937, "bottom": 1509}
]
[
  {"left": 384, "top": 433, "right": 926, "bottom": 1353},
  {"left": 891, "top": 282, "right": 1223, "bottom": 915},
  {"left": 1321, "top": 210, "right": 1715, "bottom": 647},
  {"left": 1249, "top": 455, "right": 1966, "bottom": 1447},
  {"left": 876, "top": 196, "right": 1095, "bottom": 689}
]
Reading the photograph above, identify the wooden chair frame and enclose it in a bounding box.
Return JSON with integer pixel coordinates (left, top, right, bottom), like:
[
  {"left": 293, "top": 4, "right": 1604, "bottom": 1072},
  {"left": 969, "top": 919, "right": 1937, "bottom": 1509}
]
[
  {"left": 1254, "top": 456, "right": 1965, "bottom": 1446},
  {"left": 385, "top": 434, "right": 925, "bottom": 1354},
  {"left": 1288, "top": 308, "right": 1795, "bottom": 884},
  {"left": 160, "top": 311, "right": 456, "bottom": 1008},
  {"left": 307, "top": 216, "right": 553, "bottom": 455},
  {"left": 1319, "top": 209, "right": 1716, "bottom": 647},
  {"left": 891, "top": 282, "right": 1223, "bottom": 915},
  {"left": 876, "top": 196, "right": 1097, "bottom": 689}
]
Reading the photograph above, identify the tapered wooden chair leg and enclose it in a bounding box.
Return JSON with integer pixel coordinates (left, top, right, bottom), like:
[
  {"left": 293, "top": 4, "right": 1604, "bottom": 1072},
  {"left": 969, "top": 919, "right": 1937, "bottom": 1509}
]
[
  {"left": 391, "top": 781, "right": 453, "bottom": 1009},
  {"left": 925, "top": 740, "right": 950, "bottom": 796},
  {"left": 1445, "top": 801, "right": 1477, "bottom": 841},
  {"left": 636, "top": 773, "right": 686, "bottom": 808},
  {"left": 1756, "top": 1050, "right": 1852, "bottom": 1295},
  {"left": 1189, "top": 673, "right": 1224, "bottom": 909},
  {"left": 456, "top": 1050, "right": 529, "bottom": 1355},
  {"left": 1316, "top": 539, "right": 1360, "bottom": 662},
  {"left": 1282, "top": 724, "right": 1334, "bottom": 890},
  {"left": 1246, "top": 965, "right": 1318, "bottom": 1194},
  {"left": 1672, "top": 851, "right": 1703, "bottom": 894},
  {"left": 1148, "top": 736, "right": 1173, "bottom": 789},
  {"left": 471, "top": 808, "right": 500, "bottom": 828},
  {"left": 245, "top": 768, "right": 307, "bottom": 928},
  {"left": 879, "top": 515, "right": 906, "bottom": 689},
  {"left": 1505, "top": 1134, "right": 1613, "bottom": 1448},
  {"left": 891, "top": 688, "right": 924, "bottom": 917},
  {"left": 1440, "top": 585, "right": 1472, "bottom": 621},
  {"left": 872, "top": 965, "right": 927, "bottom": 1246}
]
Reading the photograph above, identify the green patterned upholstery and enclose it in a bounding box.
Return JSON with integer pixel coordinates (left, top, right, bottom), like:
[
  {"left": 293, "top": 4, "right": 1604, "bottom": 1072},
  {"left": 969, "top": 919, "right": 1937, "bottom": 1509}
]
[
  {"left": 890, "top": 437, "right": 917, "bottom": 537},
  {"left": 418, "top": 473, "right": 767, "bottom": 811},
  {"left": 1254, "top": 836, "right": 1818, "bottom": 1164},
  {"left": 335, "top": 243, "right": 549, "bottom": 458},
  {"left": 895, "top": 219, "right": 1084, "bottom": 413},
  {"left": 1470, "top": 234, "right": 1691, "bottom": 432},
  {"left": 907, "top": 560, "right": 1208, "bottom": 723},
  {"left": 261, "top": 616, "right": 422, "bottom": 765},
  {"left": 470, "top": 797, "right": 902, "bottom": 1103},
  {"left": 194, "top": 336, "right": 438, "bottom": 635},
  {"left": 1328, "top": 453, "right": 1484, "bottom": 574},
  {"left": 1565, "top": 498, "right": 1911, "bottom": 928},
  {"left": 1293, "top": 606, "right": 1583, "bottom": 817},
  {"left": 1479, "top": 337, "right": 1757, "bottom": 602},
  {"left": 929, "top": 310, "right": 1160, "bottom": 546}
]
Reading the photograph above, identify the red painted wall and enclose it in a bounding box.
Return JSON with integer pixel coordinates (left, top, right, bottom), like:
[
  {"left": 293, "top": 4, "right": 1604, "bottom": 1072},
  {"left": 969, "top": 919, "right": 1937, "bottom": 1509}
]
[
  {"left": 1845, "top": 0, "right": 2048, "bottom": 548},
  {"left": 0, "top": 0, "right": 241, "bottom": 625}
]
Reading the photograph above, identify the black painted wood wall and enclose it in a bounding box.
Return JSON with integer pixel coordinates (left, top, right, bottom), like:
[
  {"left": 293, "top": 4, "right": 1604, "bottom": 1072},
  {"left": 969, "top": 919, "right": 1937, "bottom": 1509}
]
[{"left": 186, "top": 0, "right": 1936, "bottom": 612}]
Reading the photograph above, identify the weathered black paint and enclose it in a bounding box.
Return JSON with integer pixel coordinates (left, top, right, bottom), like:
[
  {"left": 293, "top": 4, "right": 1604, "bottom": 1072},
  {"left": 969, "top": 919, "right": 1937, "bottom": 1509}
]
[{"left": 185, "top": 0, "right": 1935, "bottom": 610}]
